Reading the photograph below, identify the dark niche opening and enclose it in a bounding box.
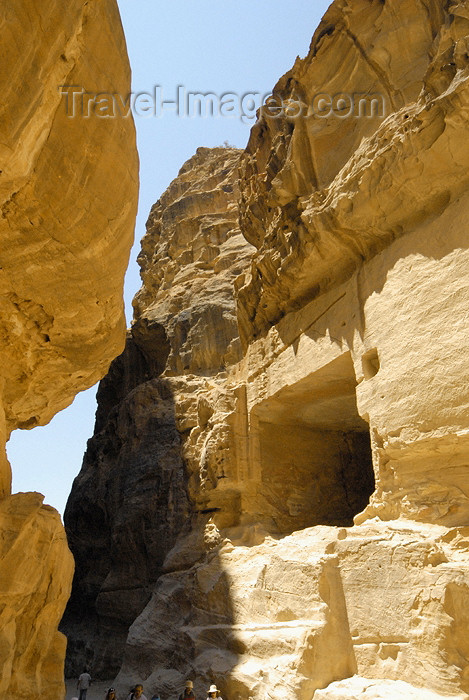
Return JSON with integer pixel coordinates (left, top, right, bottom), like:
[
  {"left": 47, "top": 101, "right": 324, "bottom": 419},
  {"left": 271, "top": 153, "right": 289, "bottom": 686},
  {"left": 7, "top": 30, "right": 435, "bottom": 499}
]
[
  {"left": 362, "top": 347, "right": 380, "bottom": 380},
  {"left": 253, "top": 352, "right": 375, "bottom": 533}
]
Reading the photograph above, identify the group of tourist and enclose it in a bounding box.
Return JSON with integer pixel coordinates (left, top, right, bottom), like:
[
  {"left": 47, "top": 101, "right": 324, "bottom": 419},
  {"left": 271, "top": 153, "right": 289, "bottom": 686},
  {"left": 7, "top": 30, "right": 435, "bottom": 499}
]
[
  {"left": 178, "top": 680, "right": 223, "bottom": 700},
  {"left": 76, "top": 671, "right": 223, "bottom": 700},
  {"left": 121, "top": 679, "right": 223, "bottom": 700}
]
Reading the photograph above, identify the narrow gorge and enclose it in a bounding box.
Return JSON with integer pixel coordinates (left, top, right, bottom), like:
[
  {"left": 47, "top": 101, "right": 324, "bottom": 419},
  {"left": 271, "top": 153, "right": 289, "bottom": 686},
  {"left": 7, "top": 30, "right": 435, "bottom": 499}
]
[{"left": 2, "top": 1, "right": 469, "bottom": 699}]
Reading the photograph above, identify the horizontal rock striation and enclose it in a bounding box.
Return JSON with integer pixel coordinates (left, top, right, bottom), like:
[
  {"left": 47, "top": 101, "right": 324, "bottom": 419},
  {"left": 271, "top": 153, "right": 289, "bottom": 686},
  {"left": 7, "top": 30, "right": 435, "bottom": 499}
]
[
  {"left": 0, "top": 0, "right": 139, "bottom": 695},
  {"left": 134, "top": 147, "right": 252, "bottom": 375}
]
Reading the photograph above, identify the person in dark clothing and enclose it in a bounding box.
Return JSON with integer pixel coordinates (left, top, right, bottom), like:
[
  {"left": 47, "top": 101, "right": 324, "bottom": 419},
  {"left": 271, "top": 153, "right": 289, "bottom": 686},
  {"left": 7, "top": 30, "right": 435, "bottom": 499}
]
[{"left": 179, "top": 680, "right": 196, "bottom": 700}]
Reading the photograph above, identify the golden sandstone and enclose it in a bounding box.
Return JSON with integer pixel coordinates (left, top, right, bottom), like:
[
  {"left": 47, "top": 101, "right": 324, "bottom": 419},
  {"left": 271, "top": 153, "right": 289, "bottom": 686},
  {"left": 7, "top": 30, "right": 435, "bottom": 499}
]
[{"left": 3, "top": 0, "right": 469, "bottom": 699}]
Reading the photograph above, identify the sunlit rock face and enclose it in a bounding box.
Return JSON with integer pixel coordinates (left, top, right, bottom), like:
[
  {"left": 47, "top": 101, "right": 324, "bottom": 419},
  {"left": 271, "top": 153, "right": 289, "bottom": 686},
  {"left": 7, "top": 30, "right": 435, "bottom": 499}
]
[
  {"left": 237, "top": 0, "right": 469, "bottom": 348},
  {"left": 0, "top": 494, "right": 73, "bottom": 699},
  {"left": 66, "top": 1, "right": 469, "bottom": 698},
  {"left": 234, "top": 0, "right": 469, "bottom": 530},
  {"left": 0, "top": 0, "right": 139, "bottom": 695},
  {"left": 62, "top": 147, "right": 255, "bottom": 677}
]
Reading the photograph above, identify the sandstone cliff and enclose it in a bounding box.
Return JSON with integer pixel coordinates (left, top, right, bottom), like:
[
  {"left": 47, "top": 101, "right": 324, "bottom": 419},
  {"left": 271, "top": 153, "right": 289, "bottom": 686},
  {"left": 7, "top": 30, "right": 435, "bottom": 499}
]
[
  {"left": 62, "top": 147, "right": 255, "bottom": 677},
  {"left": 65, "top": 1, "right": 469, "bottom": 699},
  {"left": 0, "top": 0, "right": 138, "bottom": 696}
]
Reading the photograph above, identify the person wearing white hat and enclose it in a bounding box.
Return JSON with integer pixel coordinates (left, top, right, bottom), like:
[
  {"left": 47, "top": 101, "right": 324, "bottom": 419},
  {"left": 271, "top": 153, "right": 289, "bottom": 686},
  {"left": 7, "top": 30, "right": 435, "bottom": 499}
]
[
  {"left": 178, "top": 680, "right": 196, "bottom": 700},
  {"left": 206, "top": 684, "right": 223, "bottom": 700}
]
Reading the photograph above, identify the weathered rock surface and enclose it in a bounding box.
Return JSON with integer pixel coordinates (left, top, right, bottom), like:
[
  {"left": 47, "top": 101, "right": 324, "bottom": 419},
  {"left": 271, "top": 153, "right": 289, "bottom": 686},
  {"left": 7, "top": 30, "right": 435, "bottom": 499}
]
[
  {"left": 62, "top": 147, "right": 254, "bottom": 677},
  {"left": 0, "top": 0, "right": 138, "bottom": 443},
  {"left": 134, "top": 147, "right": 251, "bottom": 376},
  {"left": 0, "top": 493, "right": 74, "bottom": 699},
  {"left": 313, "top": 675, "right": 466, "bottom": 700},
  {"left": 65, "top": 1, "right": 469, "bottom": 698},
  {"left": 0, "top": 0, "right": 138, "bottom": 695},
  {"left": 237, "top": 0, "right": 469, "bottom": 346},
  {"left": 117, "top": 522, "right": 469, "bottom": 699}
]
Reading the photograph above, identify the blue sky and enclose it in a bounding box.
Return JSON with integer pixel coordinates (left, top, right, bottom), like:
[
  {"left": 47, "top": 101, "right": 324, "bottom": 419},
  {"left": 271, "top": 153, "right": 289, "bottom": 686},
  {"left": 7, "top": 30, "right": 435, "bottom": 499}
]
[{"left": 9, "top": 0, "right": 331, "bottom": 515}]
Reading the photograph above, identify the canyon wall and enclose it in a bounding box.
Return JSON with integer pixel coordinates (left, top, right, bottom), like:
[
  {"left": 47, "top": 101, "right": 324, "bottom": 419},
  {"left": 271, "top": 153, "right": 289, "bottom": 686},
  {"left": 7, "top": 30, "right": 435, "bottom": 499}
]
[
  {"left": 65, "top": 1, "right": 469, "bottom": 699},
  {"left": 62, "top": 147, "right": 254, "bottom": 677},
  {"left": 0, "top": 0, "right": 138, "bottom": 696}
]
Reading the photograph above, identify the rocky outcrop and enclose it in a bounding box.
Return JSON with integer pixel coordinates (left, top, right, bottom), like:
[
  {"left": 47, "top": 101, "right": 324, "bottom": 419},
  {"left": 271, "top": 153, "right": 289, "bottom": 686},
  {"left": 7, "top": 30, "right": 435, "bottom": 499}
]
[
  {"left": 0, "top": 0, "right": 138, "bottom": 695},
  {"left": 65, "top": 1, "right": 469, "bottom": 698},
  {"left": 62, "top": 147, "right": 254, "bottom": 677},
  {"left": 117, "top": 521, "right": 469, "bottom": 700},
  {"left": 0, "top": 494, "right": 73, "bottom": 699},
  {"left": 0, "top": 0, "right": 138, "bottom": 443}
]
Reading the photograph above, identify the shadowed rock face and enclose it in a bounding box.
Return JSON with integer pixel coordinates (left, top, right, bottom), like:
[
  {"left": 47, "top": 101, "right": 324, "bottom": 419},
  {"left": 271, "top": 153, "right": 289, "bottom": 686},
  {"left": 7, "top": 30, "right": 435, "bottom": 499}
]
[
  {"left": 62, "top": 147, "right": 255, "bottom": 677},
  {"left": 65, "top": 2, "right": 469, "bottom": 698},
  {"left": 62, "top": 337, "right": 193, "bottom": 677},
  {"left": 0, "top": 0, "right": 139, "bottom": 695}
]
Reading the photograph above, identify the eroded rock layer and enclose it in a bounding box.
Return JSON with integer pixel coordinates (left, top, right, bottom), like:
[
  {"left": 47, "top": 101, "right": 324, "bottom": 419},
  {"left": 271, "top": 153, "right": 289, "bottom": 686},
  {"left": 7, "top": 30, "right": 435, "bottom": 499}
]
[
  {"left": 0, "top": 0, "right": 138, "bottom": 695},
  {"left": 237, "top": 0, "right": 469, "bottom": 346},
  {"left": 66, "top": 1, "right": 469, "bottom": 698}
]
